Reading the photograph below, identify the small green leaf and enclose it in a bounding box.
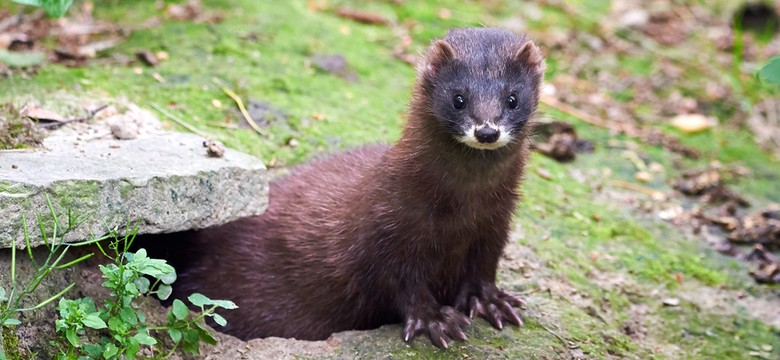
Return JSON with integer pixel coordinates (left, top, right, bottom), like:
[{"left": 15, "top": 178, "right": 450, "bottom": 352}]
[
  {"left": 3, "top": 318, "right": 21, "bottom": 326},
  {"left": 103, "top": 343, "right": 118, "bottom": 358},
  {"left": 11, "top": 0, "right": 43, "bottom": 7},
  {"left": 155, "top": 284, "right": 172, "bottom": 301},
  {"left": 135, "top": 258, "right": 175, "bottom": 278},
  {"left": 195, "top": 323, "right": 217, "bottom": 345},
  {"left": 182, "top": 328, "right": 200, "bottom": 343},
  {"left": 168, "top": 328, "right": 182, "bottom": 343},
  {"left": 125, "top": 339, "right": 140, "bottom": 359},
  {"left": 82, "top": 314, "right": 107, "bottom": 329},
  {"left": 159, "top": 270, "right": 177, "bottom": 285},
  {"left": 185, "top": 293, "right": 237, "bottom": 309},
  {"left": 65, "top": 328, "right": 80, "bottom": 347},
  {"left": 187, "top": 293, "right": 209, "bottom": 307},
  {"left": 124, "top": 281, "right": 139, "bottom": 295},
  {"left": 13, "top": 0, "right": 73, "bottom": 17},
  {"left": 172, "top": 299, "right": 188, "bottom": 320},
  {"left": 83, "top": 344, "right": 103, "bottom": 358},
  {"left": 0, "top": 286, "right": 7, "bottom": 302},
  {"left": 209, "top": 299, "right": 238, "bottom": 310},
  {"left": 119, "top": 307, "right": 138, "bottom": 325},
  {"left": 132, "top": 332, "right": 157, "bottom": 346},
  {"left": 211, "top": 313, "right": 227, "bottom": 327},
  {"left": 181, "top": 340, "right": 199, "bottom": 355},
  {"left": 134, "top": 277, "right": 150, "bottom": 294},
  {"left": 181, "top": 329, "right": 201, "bottom": 355},
  {"left": 0, "top": 49, "right": 45, "bottom": 68},
  {"left": 758, "top": 56, "right": 780, "bottom": 86},
  {"left": 108, "top": 316, "right": 127, "bottom": 334}
]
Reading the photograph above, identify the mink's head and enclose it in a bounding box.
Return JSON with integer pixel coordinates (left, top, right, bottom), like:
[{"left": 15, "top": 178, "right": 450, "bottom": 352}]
[{"left": 416, "top": 28, "right": 545, "bottom": 151}]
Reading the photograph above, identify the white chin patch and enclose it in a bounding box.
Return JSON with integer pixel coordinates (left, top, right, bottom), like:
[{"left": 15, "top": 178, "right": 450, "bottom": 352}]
[{"left": 456, "top": 125, "right": 511, "bottom": 150}]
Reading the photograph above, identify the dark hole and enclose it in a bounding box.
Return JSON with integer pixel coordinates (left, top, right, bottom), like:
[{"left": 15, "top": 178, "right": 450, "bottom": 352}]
[{"left": 733, "top": 2, "right": 780, "bottom": 36}]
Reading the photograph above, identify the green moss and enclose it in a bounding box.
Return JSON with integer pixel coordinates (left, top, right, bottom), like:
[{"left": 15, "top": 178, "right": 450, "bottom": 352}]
[
  {"left": 118, "top": 180, "right": 135, "bottom": 199},
  {"left": 618, "top": 55, "right": 655, "bottom": 77},
  {"left": 0, "top": 182, "right": 34, "bottom": 196},
  {"left": 655, "top": 302, "right": 780, "bottom": 359},
  {"left": 1, "top": 326, "right": 25, "bottom": 360},
  {"left": 518, "top": 154, "right": 730, "bottom": 289},
  {"left": 387, "top": 317, "right": 563, "bottom": 359}
]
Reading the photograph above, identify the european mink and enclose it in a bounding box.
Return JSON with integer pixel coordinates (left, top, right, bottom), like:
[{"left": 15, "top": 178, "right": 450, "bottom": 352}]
[{"left": 155, "top": 27, "right": 545, "bottom": 348}]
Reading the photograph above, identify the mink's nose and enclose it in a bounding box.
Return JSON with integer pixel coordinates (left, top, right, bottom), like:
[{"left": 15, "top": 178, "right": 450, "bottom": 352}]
[{"left": 475, "top": 127, "right": 500, "bottom": 143}]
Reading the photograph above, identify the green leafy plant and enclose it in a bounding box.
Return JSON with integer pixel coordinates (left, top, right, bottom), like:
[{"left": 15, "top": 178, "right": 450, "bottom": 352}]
[
  {"left": 11, "top": 0, "right": 73, "bottom": 18},
  {"left": 758, "top": 56, "right": 780, "bottom": 86},
  {"left": 55, "top": 231, "right": 237, "bottom": 359},
  {"left": 1, "top": 196, "right": 104, "bottom": 359}
]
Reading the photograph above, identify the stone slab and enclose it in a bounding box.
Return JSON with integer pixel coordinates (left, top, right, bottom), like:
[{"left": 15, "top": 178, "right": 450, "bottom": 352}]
[{"left": 0, "top": 104, "right": 267, "bottom": 248}]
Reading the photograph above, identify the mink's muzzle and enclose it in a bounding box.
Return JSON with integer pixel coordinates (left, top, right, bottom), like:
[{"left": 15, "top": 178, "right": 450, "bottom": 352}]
[{"left": 475, "top": 127, "right": 500, "bottom": 143}]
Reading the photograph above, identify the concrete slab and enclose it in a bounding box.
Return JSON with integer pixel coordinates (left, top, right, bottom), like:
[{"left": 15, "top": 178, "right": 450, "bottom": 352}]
[{"left": 0, "top": 103, "right": 267, "bottom": 248}]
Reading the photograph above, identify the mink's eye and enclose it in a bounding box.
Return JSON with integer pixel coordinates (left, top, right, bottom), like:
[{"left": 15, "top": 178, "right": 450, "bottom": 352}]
[
  {"left": 506, "top": 94, "right": 518, "bottom": 109},
  {"left": 453, "top": 94, "right": 466, "bottom": 110}
]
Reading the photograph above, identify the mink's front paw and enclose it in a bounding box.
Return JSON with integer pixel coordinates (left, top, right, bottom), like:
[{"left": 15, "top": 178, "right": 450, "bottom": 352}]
[
  {"left": 402, "top": 306, "right": 471, "bottom": 349},
  {"left": 455, "top": 284, "right": 525, "bottom": 330}
]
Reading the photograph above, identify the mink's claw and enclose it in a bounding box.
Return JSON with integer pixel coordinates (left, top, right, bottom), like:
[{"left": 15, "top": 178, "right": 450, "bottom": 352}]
[
  {"left": 456, "top": 285, "right": 525, "bottom": 331},
  {"left": 402, "top": 306, "right": 470, "bottom": 349}
]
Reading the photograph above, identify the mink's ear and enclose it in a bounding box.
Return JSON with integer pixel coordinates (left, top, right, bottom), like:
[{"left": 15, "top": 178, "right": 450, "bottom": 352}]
[
  {"left": 421, "top": 39, "right": 456, "bottom": 77},
  {"left": 513, "top": 40, "right": 546, "bottom": 74}
]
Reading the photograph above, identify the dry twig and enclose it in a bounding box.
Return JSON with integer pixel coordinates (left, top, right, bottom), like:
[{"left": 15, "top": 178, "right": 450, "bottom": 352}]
[
  {"left": 607, "top": 179, "right": 667, "bottom": 201},
  {"left": 150, "top": 103, "right": 211, "bottom": 138},
  {"left": 36, "top": 105, "right": 109, "bottom": 129},
  {"left": 212, "top": 78, "right": 268, "bottom": 136}
]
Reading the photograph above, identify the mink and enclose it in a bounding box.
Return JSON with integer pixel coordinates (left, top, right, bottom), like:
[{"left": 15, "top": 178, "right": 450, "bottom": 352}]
[{"left": 147, "top": 27, "right": 545, "bottom": 349}]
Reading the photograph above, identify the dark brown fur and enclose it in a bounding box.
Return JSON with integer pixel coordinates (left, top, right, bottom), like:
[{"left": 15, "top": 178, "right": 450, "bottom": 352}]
[{"left": 147, "top": 28, "right": 545, "bottom": 348}]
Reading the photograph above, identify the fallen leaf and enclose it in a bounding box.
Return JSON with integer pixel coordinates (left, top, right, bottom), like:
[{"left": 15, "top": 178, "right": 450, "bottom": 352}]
[
  {"left": 152, "top": 72, "right": 166, "bottom": 83},
  {"left": 166, "top": 0, "right": 223, "bottom": 23},
  {"left": 662, "top": 298, "right": 680, "bottom": 307},
  {"left": 635, "top": 171, "right": 652, "bottom": 182},
  {"left": 20, "top": 106, "right": 66, "bottom": 123},
  {"left": 438, "top": 8, "right": 451, "bottom": 20},
  {"left": 674, "top": 272, "right": 683, "bottom": 284},
  {"left": 335, "top": 8, "right": 389, "bottom": 25},
  {"left": 671, "top": 114, "right": 715, "bottom": 134},
  {"left": 672, "top": 168, "right": 720, "bottom": 195},
  {"left": 536, "top": 167, "right": 552, "bottom": 180},
  {"left": 136, "top": 50, "right": 159, "bottom": 66},
  {"left": 531, "top": 121, "right": 594, "bottom": 162},
  {"left": 0, "top": 49, "right": 45, "bottom": 67}
]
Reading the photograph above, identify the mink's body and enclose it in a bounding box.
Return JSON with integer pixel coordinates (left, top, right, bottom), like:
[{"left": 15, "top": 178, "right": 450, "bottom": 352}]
[{"left": 154, "top": 28, "right": 545, "bottom": 348}]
